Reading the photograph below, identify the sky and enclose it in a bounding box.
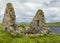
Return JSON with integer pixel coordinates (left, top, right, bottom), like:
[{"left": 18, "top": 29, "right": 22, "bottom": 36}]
[{"left": 0, "top": 0, "right": 60, "bottom": 23}]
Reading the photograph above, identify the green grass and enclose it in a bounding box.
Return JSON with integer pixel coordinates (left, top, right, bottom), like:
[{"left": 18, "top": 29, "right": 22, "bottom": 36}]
[
  {"left": 18, "top": 22, "right": 60, "bottom": 27},
  {"left": 0, "top": 24, "right": 60, "bottom": 43},
  {"left": 46, "top": 22, "right": 60, "bottom": 26}
]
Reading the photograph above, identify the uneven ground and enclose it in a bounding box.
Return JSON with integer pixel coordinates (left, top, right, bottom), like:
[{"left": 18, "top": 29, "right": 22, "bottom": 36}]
[{"left": 0, "top": 23, "right": 60, "bottom": 43}]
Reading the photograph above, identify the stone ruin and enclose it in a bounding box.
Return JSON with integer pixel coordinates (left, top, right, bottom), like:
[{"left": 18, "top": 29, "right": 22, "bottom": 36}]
[
  {"left": 25, "top": 9, "right": 50, "bottom": 35},
  {"left": 2, "top": 3, "right": 51, "bottom": 36},
  {"left": 2, "top": 3, "right": 23, "bottom": 36}
]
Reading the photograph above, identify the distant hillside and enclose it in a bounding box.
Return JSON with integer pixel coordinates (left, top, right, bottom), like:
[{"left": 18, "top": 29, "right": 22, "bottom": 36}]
[
  {"left": 19, "top": 22, "right": 60, "bottom": 26},
  {"left": 17, "top": 22, "right": 60, "bottom": 26},
  {"left": 46, "top": 22, "right": 60, "bottom": 26},
  {"left": 1, "top": 22, "right": 60, "bottom": 26}
]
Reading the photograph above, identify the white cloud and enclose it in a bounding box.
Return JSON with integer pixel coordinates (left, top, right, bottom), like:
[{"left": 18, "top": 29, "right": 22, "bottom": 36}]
[
  {"left": 0, "top": 0, "right": 60, "bottom": 23},
  {"left": 0, "top": 0, "right": 1, "bottom": 5},
  {"left": 43, "top": 7, "right": 60, "bottom": 22}
]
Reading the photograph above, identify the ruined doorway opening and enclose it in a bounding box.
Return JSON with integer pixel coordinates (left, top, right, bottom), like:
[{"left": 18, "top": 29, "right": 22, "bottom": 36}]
[
  {"left": 37, "top": 20, "right": 39, "bottom": 26},
  {"left": 5, "top": 27, "right": 7, "bottom": 31}
]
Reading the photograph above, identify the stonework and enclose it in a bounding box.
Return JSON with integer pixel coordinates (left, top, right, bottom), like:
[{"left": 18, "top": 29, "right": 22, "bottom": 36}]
[
  {"left": 31, "top": 9, "right": 45, "bottom": 28},
  {"left": 25, "top": 9, "right": 50, "bottom": 35},
  {"left": 2, "top": 3, "right": 22, "bottom": 36},
  {"left": 2, "top": 3, "right": 51, "bottom": 36}
]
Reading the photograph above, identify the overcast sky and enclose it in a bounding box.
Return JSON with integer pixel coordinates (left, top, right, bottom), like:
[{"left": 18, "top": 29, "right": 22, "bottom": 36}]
[{"left": 0, "top": 0, "right": 60, "bottom": 23}]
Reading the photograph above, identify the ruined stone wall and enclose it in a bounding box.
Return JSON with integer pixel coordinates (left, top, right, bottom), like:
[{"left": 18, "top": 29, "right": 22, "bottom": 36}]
[
  {"left": 25, "top": 9, "right": 50, "bottom": 35},
  {"left": 2, "top": 3, "right": 50, "bottom": 36},
  {"left": 32, "top": 9, "right": 45, "bottom": 28},
  {"left": 2, "top": 3, "right": 22, "bottom": 36},
  {"left": 2, "top": 3, "right": 15, "bottom": 31}
]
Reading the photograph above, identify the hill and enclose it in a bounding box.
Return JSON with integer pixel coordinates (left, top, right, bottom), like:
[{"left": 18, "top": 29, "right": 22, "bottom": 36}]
[{"left": 46, "top": 22, "right": 60, "bottom": 26}]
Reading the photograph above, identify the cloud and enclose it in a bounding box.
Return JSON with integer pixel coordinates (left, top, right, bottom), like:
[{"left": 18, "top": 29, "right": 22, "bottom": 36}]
[
  {"left": 0, "top": 0, "right": 60, "bottom": 23},
  {"left": 44, "top": 0, "right": 60, "bottom": 7},
  {"left": 0, "top": 0, "right": 1, "bottom": 5},
  {"left": 44, "top": 7, "right": 60, "bottom": 22}
]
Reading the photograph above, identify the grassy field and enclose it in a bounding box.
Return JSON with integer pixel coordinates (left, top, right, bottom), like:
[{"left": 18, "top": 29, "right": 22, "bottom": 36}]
[
  {"left": 46, "top": 22, "right": 60, "bottom": 26},
  {"left": 0, "top": 23, "right": 60, "bottom": 43},
  {"left": 18, "top": 22, "right": 60, "bottom": 27},
  {"left": 0, "top": 28, "right": 60, "bottom": 43}
]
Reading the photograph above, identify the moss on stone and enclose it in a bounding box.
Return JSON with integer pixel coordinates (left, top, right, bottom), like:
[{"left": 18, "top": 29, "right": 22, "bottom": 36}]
[{"left": 7, "top": 3, "right": 13, "bottom": 9}]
